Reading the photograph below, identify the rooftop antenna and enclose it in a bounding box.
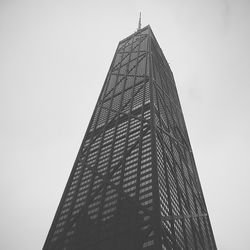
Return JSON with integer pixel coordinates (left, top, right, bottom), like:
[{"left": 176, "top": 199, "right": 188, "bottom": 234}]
[{"left": 137, "top": 12, "right": 141, "bottom": 31}]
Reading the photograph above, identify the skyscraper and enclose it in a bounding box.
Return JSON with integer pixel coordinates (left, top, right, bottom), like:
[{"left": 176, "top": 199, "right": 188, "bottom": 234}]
[{"left": 43, "top": 24, "right": 216, "bottom": 250}]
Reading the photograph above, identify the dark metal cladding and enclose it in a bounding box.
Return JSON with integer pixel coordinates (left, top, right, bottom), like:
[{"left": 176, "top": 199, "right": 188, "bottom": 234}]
[{"left": 43, "top": 25, "right": 217, "bottom": 250}]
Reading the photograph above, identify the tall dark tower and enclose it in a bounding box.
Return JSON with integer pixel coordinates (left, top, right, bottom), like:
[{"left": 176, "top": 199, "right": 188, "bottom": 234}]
[{"left": 43, "top": 24, "right": 216, "bottom": 250}]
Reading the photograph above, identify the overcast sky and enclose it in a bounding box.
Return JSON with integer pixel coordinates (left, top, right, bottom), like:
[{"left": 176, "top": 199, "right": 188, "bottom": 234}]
[{"left": 1, "top": 0, "right": 250, "bottom": 249}]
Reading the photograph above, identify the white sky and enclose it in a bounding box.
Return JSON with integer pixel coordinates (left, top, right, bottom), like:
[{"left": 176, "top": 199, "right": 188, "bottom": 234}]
[{"left": 1, "top": 0, "right": 250, "bottom": 249}]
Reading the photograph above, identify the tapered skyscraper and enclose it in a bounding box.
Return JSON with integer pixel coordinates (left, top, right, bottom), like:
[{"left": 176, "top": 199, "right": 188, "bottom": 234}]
[{"left": 44, "top": 24, "right": 216, "bottom": 250}]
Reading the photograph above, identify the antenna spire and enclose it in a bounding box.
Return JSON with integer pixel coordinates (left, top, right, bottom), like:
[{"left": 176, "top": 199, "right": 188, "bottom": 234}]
[{"left": 137, "top": 12, "right": 141, "bottom": 31}]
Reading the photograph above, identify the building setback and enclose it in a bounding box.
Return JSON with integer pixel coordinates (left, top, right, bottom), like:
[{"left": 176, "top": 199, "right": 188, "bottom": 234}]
[{"left": 43, "top": 25, "right": 217, "bottom": 250}]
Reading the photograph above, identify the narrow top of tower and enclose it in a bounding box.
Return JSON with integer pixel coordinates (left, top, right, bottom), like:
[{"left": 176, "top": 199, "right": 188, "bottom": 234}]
[{"left": 137, "top": 12, "right": 141, "bottom": 31}]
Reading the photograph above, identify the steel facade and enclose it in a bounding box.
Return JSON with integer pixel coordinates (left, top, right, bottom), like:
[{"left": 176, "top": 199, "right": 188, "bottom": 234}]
[{"left": 43, "top": 25, "right": 216, "bottom": 250}]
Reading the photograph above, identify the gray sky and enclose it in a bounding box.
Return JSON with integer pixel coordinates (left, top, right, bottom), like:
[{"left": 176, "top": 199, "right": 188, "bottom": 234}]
[{"left": 1, "top": 0, "right": 250, "bottom": 249}]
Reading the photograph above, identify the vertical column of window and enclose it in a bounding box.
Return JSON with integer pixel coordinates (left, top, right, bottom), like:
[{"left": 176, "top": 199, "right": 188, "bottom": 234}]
[
  {"left": 119, "top": 145, "right": 139, "bottom": 240},
  {"left": 111, "top": 119, "right": 132, "bottom": 191},
  {"left": 152, "top": 57, "right": 174, "bottom": 138},
  {"left": 151, "top": 42, "right": 182, "bottom": 134},
  {"left": 96, "top": 34, "right": 138, "bottom": 248},
  {"left": 120, "top": 37, "right": 148, "bottom": 116},
  {"left": 156, "top": 63, "right": 194, "bottom": 249},
  {"left": 73, "top": 135, "right": 102, "bottom": 205},
  {"left": 100, "top": 40, "right": 136, "bottom": 250},
  {"left": 154, "top": 54, "right": 182, "bottom": 144},
  {"left": 131, "top": 39, "right": 155, "bottom": 249},
  {"left": 138, "top": 132, "right": 152, "bottom": 197},
  {"left": 153, "top": 87, "right": 177, "bottom": 248},
  {"left": 152, "top": 48, "right": 182, "bottom": 249},
  {"left": 156, "top": 55, "right": 188, "bottom": 140},
  {"left": 162, "top": 134, "right": 181, "bottom": 215},
  {"left": 107, "top": 51, "right": 131, "bottom": 111},
  {"left": 82, "top": 128, "right": 116, "bottom": 248},
  {"left": 85, "top": 118, "right": 117, "bottom": 242},
  {"left": 139, "top": 132, "right": 154, "bottom": 246},
  {"left": 155, "top": 138, "right": 176, "bottom": 248},
  {"left": 109, "top": 119, "right": 128, "bottom": 186},
  {"left": 152, "top": 40, "right": 180, "bottom": 109},
  {"left": 164, "top": 127, "right": 190, "bottom": 249},
  {"left": 156, "top": 138, "right": 169, "bottom": 214},
  {"left": 110, "top": 32, "right": 145, "bottom": 249},
  {"left": 148, "top": 31, "right": 164, "bottom": 250},
  {"left": 172, "top": 146, "right": 188, "bottom": 202},
  {"left": 118, "top": 31, "right": 144, "bottom": 195},
  {"left": 122, "top": 118, "right": 141, "bottom": 197},
  {"left": 108, "top": 46, "right": 139, "bottom": 178},
  {"left": 87, "top": 127, "right": 116, "bottom": 204}
]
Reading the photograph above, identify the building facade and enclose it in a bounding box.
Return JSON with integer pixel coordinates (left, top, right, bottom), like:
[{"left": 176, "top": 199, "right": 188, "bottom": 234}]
[{"left": 43, "top": 25, "right": 216, "bottom": 250}]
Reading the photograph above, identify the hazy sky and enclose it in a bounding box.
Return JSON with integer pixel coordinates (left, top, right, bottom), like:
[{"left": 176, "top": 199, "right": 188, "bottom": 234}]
[{"left": 1, "top": 0, "right": 250, "bottom": 249}]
